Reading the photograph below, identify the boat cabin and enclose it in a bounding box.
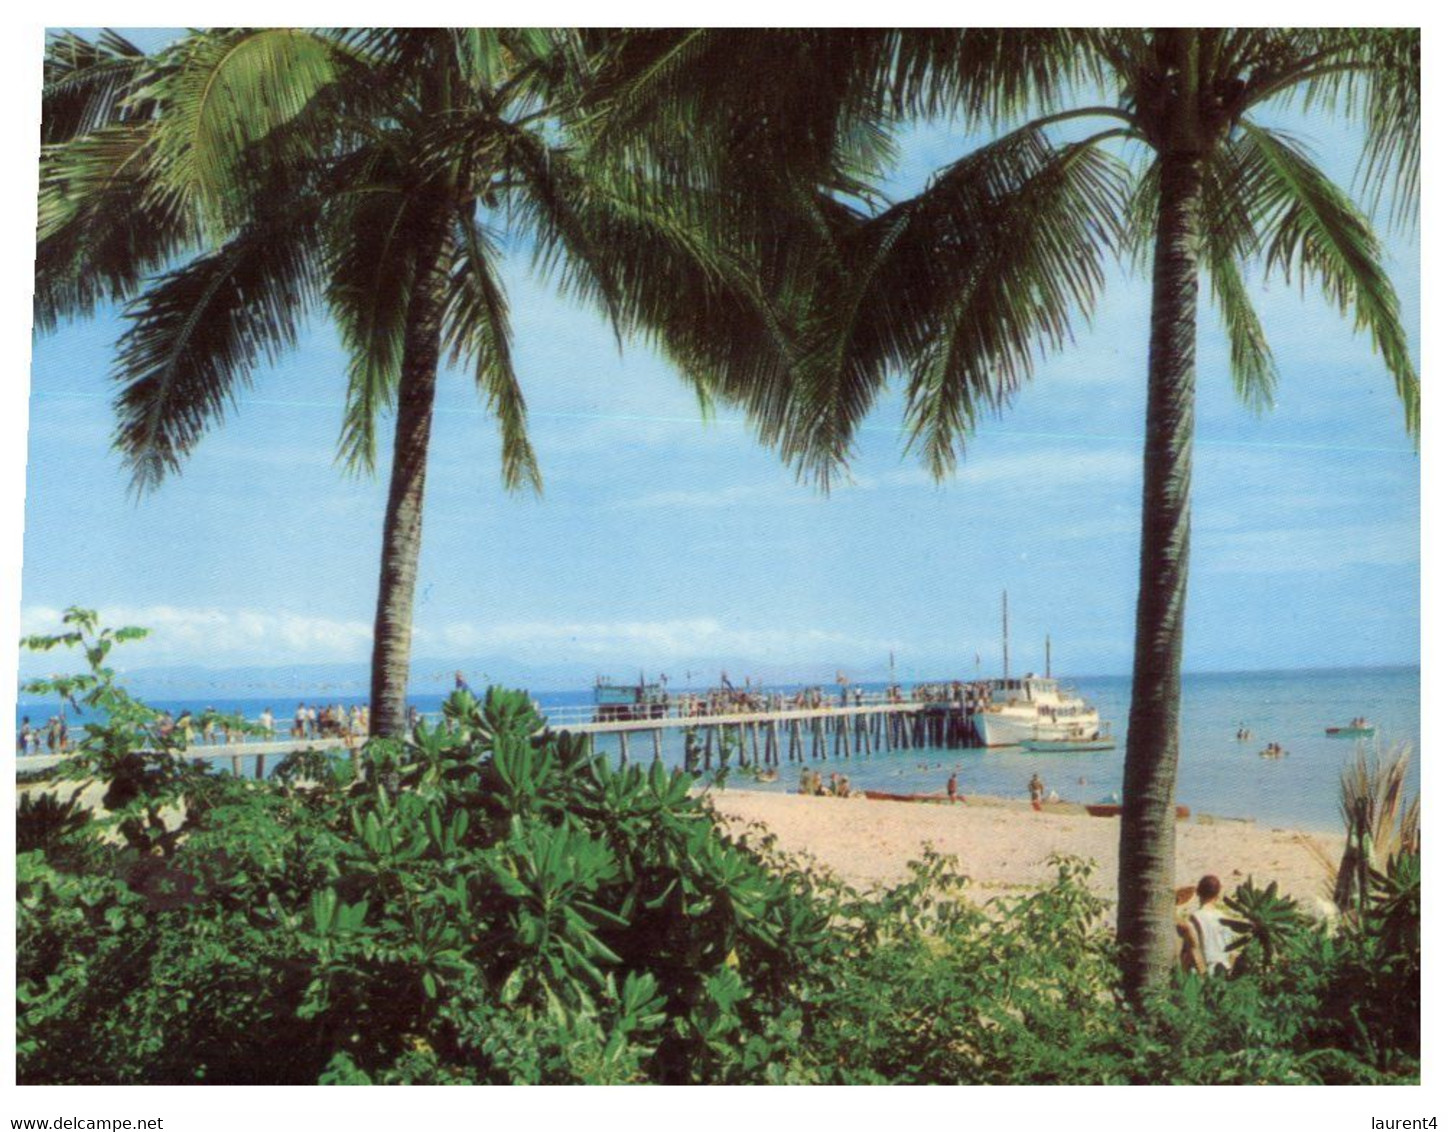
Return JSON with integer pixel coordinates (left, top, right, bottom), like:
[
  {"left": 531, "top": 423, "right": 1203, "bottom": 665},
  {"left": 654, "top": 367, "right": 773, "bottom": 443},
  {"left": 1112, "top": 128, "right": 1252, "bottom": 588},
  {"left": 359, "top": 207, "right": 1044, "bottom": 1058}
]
[{"left": 593, "top": 675, "right": 668, "bottom": 722}]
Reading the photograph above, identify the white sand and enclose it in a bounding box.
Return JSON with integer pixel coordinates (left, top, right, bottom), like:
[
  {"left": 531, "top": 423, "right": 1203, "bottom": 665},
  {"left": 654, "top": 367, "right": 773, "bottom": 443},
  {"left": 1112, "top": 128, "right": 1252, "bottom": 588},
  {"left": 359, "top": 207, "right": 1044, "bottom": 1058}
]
[
  {"left": 23, "top": 774, "right": 1342, "bottom": 913},
  {"left": 707, "top": 789, "right": 1340, "bottom": 910}
]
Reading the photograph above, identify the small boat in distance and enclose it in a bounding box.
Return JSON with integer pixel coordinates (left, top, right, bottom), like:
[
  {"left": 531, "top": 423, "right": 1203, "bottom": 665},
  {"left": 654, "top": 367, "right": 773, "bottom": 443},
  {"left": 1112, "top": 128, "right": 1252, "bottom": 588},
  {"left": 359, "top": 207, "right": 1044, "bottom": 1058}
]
[
  {"left": 1326, "top": 717, "right": 1376, "bottom": 738},
  {"left": 1020, "top": 730, "right": 1116, "bottom": 753}
]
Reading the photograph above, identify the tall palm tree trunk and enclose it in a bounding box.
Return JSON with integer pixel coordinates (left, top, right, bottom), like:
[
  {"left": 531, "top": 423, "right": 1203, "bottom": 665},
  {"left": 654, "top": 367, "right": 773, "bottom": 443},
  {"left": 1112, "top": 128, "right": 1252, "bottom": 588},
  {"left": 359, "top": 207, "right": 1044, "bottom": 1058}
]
[
  {"left": 1117, "top": 148, "right": 1204, "bottom": 999},
  {"left": 369, "top": 208, "right": 451, "bottom": 738}
]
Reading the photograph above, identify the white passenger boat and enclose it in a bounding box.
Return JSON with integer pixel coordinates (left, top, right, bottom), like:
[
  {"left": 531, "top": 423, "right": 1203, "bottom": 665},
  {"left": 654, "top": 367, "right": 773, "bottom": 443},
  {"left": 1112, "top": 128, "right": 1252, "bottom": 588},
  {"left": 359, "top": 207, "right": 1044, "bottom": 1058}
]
[
  {"left": 975, "top": 592, "right": 1112, "bottom": 749},
  {"left": 976, "top": 674, "right": 1107, "bottom": 748}
]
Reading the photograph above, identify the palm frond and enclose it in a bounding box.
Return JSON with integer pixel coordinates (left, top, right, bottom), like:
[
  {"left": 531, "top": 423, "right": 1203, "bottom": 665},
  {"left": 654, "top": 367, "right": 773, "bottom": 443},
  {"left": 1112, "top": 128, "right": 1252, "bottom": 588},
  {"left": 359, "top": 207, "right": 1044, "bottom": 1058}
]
[
  {"left": 1199, "top": 145, "right": 1278, "bottom": 411},
  {"left": 324, "top": 153, "right": 424, "bottom": 474},
  {"left": 1237, "top": 122, "right": 1417, "bottom": 438},
  {"left": 897, "top": 29, "right": 1106, "bottom": 125},
  {"left": 445, "top": 207, "right": 541, "bottom": 494},
  {"left": 1247, "top": 29, "right": 1419, "bottom": 230},
  {"left": 496, "top": 117, "right": 627, "bottom": 336},
  {"left": 544, "top": 163, "right": 818, "bottom": 473},
  {"left": 36, "top": 125, "right": 197, "bottom": 332},
  {"left": 42, "top": 29, "right": 150, "bottom": 145},
  {"left": 140, "top": 27, "right": 341, "bottom": 233},
  {"left": 1206, "top": 253, "right": 1276, "bottom": 413},
  {"left": 906, "top": 144, "right": 1125, "bottom": 478},
  {"left": 581, "top": 30, "right": 900, "bottom": 209},
  {"left": 112, "top": 209, "right": 320, "bottom": 491},
  {"left": 794, "top": 125, "right": 1127, "bottom": 482}
]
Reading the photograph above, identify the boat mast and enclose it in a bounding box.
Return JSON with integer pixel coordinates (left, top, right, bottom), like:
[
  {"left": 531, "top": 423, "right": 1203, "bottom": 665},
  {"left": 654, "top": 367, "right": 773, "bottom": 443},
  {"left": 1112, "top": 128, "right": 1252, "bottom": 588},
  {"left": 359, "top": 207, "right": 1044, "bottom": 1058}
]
[
  {"left": 1002, "top": 589, "right": 1010, "bottom": 681},
  {"left": 1046, "top": 634, "right": 1051, "bottom": 678}
]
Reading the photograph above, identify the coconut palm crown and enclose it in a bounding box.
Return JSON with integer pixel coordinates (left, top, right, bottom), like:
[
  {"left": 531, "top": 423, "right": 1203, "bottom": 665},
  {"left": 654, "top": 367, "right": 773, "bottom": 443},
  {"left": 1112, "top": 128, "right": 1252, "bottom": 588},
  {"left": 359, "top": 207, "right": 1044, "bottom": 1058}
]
[
  {"left": 594, "top": 28, "right": 1418, "bottom": 995},
  {"left": 36, "top": 27, "right": 789, "bottom": 737}
]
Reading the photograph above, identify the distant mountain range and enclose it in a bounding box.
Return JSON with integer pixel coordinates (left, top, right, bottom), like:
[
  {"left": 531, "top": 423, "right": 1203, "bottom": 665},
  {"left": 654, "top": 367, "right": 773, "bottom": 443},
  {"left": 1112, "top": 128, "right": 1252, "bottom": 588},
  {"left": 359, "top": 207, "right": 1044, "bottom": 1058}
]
[
  {"left": 14, "top": 653, "right": 939, "bottom": 703},
  {"left": 15, "top": 653, "right": 1416, "bottom": 706}
]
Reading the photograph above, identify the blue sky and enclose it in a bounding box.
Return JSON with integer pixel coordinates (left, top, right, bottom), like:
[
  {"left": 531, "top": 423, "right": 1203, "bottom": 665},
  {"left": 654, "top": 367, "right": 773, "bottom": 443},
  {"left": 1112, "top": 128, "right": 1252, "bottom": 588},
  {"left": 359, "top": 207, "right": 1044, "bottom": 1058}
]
[{"left": 17, "top": 30, "right": 1420, "bottom": 690}]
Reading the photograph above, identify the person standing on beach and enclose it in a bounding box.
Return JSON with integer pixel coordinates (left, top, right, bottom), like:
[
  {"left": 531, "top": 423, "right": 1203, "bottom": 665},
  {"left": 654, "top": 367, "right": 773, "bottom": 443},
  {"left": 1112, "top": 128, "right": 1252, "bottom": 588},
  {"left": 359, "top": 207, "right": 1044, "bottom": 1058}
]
[
  {"left": 259, "top": 707, "right": 274, "bottom": 740},
  {"left": 947, "top": 772, "right": 960, "bottom": 803},
  {"left": 1028, "top": 773, "right": 1045, "bottom": 805}
]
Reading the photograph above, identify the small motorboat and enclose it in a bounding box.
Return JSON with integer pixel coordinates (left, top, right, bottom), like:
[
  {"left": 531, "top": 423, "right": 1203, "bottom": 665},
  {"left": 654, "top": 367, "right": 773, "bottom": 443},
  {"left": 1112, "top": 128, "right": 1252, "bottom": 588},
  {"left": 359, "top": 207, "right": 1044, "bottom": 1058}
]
[
  {"left": 1325, "top": 722, "right": 1376, "bottom": 738},
  {"left": 1086, "top": 803, "right": 1190, "bottom": 820},
  {"left": 1020, "top": 735, "right": 1116, "bottom": 753}
]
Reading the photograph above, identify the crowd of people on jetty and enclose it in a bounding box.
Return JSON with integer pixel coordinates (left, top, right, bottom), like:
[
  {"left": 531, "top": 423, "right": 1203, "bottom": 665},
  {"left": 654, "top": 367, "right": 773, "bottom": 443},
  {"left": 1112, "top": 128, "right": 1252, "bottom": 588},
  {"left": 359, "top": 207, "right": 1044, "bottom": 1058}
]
[
  {"left": 16, "top": 703, "right": 380, "bottom": 757},
  {"left": 598, "top": 677, "right": 998, "bottom": 724},
  {"left": 149, "top": 703, "right": 373, "bottom": 747}
]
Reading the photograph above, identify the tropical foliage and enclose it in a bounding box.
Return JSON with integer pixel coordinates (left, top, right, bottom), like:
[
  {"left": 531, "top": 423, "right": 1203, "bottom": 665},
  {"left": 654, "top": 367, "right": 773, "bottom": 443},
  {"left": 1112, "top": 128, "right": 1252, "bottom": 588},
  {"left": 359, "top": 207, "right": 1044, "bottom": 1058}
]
[
  {"left": 16, "top": 618, "right": 1419, "bottom": 1085},
  {"left": 1334, "top": 743, "right": 1419, "bottom": 916},
  {"left": 583, "top": 28, "right": 1419, "bottom": 994},
  {"left": 36, "top": 28, "right": 789, "bottom": 737},
  {"left": 32, "top": 24, "right": 1420, "bottom": 1010}
]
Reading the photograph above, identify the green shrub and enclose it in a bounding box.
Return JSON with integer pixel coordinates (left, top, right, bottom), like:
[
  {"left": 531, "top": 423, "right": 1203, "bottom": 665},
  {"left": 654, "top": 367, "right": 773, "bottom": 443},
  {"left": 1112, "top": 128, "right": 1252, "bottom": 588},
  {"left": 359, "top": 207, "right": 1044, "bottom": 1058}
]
[{"left": 14, "top": 611, "right": 1420, "bottom": 1085}]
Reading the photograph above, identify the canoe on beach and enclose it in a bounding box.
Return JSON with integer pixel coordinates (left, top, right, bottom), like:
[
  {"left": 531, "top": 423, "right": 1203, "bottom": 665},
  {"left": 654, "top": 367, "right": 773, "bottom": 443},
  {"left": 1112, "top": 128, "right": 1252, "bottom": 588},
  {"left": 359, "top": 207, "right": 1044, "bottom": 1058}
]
[
  {"left": 863, "top": 789, "right": 954, "bottom": 804},
  {"left": 1085, "top": 803, "right": 1191, "bottom": 820},
  {"left": 862, "top": 790, "right": 1085, "bottom": 816}
]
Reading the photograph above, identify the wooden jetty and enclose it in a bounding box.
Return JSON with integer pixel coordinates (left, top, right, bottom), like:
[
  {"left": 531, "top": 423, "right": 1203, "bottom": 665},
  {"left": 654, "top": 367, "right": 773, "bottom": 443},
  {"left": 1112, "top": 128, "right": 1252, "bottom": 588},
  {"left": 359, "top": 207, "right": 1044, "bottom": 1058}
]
[
  {"left": 14, "top": 697, "right": 986, "bottom": 780},
  {"left": 558, "top": 700, "right": 982, "bottom": 770}
]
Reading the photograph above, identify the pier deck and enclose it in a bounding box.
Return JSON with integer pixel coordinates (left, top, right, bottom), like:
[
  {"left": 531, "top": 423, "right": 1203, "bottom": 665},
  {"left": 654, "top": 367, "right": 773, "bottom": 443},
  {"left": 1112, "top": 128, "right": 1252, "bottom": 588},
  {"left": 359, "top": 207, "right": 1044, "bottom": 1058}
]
[{"left": 15, "top": 698, "right": 983, "bottom": 778}]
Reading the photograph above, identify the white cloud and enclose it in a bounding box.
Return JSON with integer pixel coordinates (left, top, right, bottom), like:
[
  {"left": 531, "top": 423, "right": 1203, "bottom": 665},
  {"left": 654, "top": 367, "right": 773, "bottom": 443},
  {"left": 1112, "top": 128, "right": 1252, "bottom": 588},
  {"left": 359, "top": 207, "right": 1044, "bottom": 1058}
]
[
  {"left": 430, "top": 616, "right": 903, "bottom": 664},
  {"left": 19, "top": 604, "right": 376, "bottom": 667},
  {"left": 18, "top": 605, "right": 905, "bottom": 672},
  {"left": 614, "top": 481, "right": 811, "bottom": 511}
]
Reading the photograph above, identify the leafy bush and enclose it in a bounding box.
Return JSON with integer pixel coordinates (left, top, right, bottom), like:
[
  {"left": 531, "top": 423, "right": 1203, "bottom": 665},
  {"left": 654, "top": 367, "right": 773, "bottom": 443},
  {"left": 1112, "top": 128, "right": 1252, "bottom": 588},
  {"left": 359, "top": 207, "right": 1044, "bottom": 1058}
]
[{"left": 15, "top": 612, "right": 1420, "bottom": 1084}]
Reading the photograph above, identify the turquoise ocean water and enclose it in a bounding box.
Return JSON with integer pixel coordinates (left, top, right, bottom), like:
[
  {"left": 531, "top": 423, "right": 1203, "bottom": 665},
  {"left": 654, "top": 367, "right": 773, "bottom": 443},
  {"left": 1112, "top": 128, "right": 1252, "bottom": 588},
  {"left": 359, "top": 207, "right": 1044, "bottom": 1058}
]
[{"left": 16, "top": 665, "right": 1417, "bottom": 834}]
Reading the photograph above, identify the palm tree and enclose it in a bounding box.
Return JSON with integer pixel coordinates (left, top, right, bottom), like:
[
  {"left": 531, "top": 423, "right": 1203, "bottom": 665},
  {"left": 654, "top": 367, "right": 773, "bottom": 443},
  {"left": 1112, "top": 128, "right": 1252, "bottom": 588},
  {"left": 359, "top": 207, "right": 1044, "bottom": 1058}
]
[
  {"left": 600, "top": 29, "right": 1418, "bottom": 996},
  {"left": 37, "top": 28, "right": 791, "bottom": 737}
]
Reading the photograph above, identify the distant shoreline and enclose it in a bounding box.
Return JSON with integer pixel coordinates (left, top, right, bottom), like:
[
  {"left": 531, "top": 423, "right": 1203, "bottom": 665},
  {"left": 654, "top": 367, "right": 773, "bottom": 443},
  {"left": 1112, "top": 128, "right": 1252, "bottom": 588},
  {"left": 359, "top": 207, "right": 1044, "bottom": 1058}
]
[{"left": 12, "top": 660, "right": 1422, "bottom": 705}]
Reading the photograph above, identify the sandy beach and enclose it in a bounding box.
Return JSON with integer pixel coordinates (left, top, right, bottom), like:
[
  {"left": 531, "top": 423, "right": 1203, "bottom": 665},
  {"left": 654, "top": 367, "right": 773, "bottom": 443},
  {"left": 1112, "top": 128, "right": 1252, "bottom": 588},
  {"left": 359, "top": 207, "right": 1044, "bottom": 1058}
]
[
  {"left": 708, "top": 788, "right": 1341, "bottom": 912},
  {"left": 24, "top": 773, "right": 1343, "bottom": 914}
]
